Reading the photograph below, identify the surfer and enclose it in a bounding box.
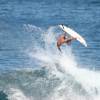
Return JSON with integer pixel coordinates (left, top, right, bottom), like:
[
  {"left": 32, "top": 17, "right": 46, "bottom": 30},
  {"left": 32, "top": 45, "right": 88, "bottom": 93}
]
[
  {"left": 56, "top": 24, "right": 87, "bottom": 52},
  {"left": 57, "top": 33, "right": 76, "bottom": 52}
]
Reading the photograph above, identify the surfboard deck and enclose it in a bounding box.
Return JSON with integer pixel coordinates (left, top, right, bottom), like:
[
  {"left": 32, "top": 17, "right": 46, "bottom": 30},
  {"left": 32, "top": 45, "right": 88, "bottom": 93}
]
[{"left": 59, "top": 25, "right": 87, "bottom": 47}]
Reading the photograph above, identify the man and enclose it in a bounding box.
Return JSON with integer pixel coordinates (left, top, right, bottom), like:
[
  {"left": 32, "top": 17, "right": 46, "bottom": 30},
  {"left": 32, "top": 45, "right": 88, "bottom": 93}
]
[{"left": 57, "top": 33, "right": 76, "bottom": 52}]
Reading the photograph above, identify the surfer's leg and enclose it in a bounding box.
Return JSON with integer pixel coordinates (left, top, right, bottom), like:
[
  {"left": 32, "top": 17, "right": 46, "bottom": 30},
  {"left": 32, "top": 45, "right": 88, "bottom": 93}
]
[
  {"left": 57, "top": 42, "right": 62, "bottom": 52},
  {"left": 57, "top": 44, "right": 62, "bottom": 52},
  {"left": 58, "top": 47, "right": 62, "bottom": 52}
]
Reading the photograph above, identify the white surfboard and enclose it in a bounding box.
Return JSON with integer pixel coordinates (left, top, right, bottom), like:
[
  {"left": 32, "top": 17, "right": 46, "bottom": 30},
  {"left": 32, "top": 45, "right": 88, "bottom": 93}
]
[{"left": 59, "top": 25, "right": 87, "bottom": 47}]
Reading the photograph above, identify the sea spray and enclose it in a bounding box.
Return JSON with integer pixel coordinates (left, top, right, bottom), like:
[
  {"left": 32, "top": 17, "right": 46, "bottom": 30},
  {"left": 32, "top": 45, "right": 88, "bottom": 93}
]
[
  {"left": 27, "top": 25, "right": 100, "bottom": 100},
  {"left": 0, "top": 25, "right": 100, "bottom": 100}
]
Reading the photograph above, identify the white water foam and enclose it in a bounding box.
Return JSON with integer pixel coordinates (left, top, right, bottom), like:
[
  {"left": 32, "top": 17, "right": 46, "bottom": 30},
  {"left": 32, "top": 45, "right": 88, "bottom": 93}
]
[
  {"left": 7, "top": 88, "right": 32, "bottom": 100},
  {"left": 26, "top": 25, "right": 100, "bottom": 100}
]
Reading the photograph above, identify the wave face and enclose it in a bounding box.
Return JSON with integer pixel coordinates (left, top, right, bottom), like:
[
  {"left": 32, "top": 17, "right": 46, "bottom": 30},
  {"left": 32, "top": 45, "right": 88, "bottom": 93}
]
[{"left": 0, "top": 25, "right": 100, "bottom": 100}]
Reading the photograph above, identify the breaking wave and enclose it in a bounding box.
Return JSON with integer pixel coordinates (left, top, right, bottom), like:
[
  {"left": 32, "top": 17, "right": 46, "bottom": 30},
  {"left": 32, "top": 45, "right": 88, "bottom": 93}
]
[{"left": 0, "top": 25, "right": 100, "bottom": 100}]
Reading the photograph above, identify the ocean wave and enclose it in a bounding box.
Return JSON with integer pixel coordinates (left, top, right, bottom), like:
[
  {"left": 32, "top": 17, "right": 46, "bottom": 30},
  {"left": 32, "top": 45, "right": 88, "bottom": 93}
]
[{"left": 0, "top": 25, "right": 100, "bottom": 100}]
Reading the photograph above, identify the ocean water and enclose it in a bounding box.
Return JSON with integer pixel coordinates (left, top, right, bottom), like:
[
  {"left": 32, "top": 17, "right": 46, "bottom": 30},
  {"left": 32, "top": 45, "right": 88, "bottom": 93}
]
[{"left": 0, "top": 0, "right": 100, "bottom": 100}]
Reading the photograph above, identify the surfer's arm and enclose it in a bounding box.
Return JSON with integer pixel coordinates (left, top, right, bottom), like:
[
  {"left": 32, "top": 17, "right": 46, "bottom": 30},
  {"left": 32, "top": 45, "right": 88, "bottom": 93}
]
[
  {"left": 71, "top": 37, "right": 76, "bottom": 40},
  {"left": 64, "top": 37, "right": 76, "bottom": 45},
  {"left": 65, "top": 37, "right": 76, "bottom": 41}
]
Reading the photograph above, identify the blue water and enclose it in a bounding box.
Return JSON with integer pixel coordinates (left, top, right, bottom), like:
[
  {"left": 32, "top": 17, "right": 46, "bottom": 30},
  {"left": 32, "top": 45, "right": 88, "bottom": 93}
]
[{"left": 0, "top": 0, "right": 100, "bottom": 100}]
